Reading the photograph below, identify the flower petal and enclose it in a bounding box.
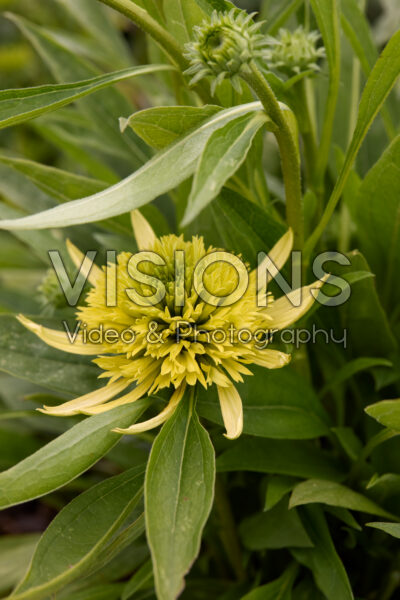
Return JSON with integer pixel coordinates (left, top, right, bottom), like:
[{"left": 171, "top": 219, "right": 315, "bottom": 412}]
[
  {"left": 252, "top": 349, "right": 291, "bottom": 369},
  {"left": 82, "top": 376, "right": 154, "bottom": 415},
  {"left": 264, "top": 276, "right": 328, "bottom": 330},
  {"left": 17, "top": 315, "right": 106, "bottom": 355},
  {"left": 131, "top": 210, "right": 156, "bottom": 250},
  {"left": 66, "top": 239, "right": 102, "bottom": 286},
  {"left": 113, "top": 383, "right": 186, "bottom": 434},
  {"left": 39, "top": 380, "right": 130, "bottom": 416},
  {"left": 252, "top": 228, "right": 293, "bottom": 285},
  {"left": 217, "top": 384, "right": 243, "bottom": 440}
]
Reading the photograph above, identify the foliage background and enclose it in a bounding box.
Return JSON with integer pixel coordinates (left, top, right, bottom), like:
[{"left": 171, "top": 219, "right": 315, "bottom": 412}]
[{"left": 0, "top": 1, "right": 400, "bottom": 599}]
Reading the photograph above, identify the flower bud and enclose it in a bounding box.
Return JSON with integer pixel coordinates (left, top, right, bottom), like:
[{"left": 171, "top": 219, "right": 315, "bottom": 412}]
[
  {"left": 184, "top": 9, "right": 269, "bottom": 95},
  {"left": 264, "top": 26, "right": 326, "bottom": 76}
]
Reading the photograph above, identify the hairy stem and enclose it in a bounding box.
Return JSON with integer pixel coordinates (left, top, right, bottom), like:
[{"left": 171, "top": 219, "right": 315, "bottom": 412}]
[
  {"left": 243, "top": 63, "right": 304, "bottom": 251},
  {"left": 98, "top": 0, "right": 187, "bottom": 70}
]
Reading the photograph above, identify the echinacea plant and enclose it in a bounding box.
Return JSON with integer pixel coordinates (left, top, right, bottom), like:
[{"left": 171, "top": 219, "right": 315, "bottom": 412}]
[{"left": 0, "top": 2, "right": 400, "bottom": 600}]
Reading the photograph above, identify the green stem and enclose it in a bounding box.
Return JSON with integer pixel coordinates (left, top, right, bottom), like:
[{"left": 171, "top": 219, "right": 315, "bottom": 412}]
[
  {"left": 242, "top": 63, "right": 304, "bottom": 251},
  {"left": 214, "top": 476, "right": 246, "bottom": 581},
  {"left": 98, "top": 0, "right": 186, "bottom": 70},
  {"left": 314, "top": 1, "right": 341, "bottom": 194},
  {"left": 298, "top": 78, "right": 318, "bottom": 187},
  {"left": 98, "top": 0, "right": 214, "bottom": 104}
]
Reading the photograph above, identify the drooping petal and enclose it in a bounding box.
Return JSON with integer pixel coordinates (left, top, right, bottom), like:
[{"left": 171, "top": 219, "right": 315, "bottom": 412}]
[
  {"left": 17, "top": 315, "right": 106, "bottom": 355},
  {"left": 131, "top": 210, "right": 156, "bottom": 250},
  {"left": 113, "top": 383, "right": 186, "bottom": 435},
  {"left": 66, "top": 239, "right": 102, "bottom": 286},
  {"left": 259, "top": 227, "right": 293, "bottom": 279},
  {"left": 217, "top": 384, "right": 243, "bottom": 440},
  {"left": 252, "top": 349, "right": 291, "bottom": 369},
  {"left": 251, "top": 228, "right": 293, "bottom": 288},
  {"left": 264, "top": 276, "right": 328, "bottom": 330},
  {"left": 82, "top": 375, "right": 154, "bottom": 415},
  {"left": 39, "top": 380, "right": 130, "bottom": 416}
]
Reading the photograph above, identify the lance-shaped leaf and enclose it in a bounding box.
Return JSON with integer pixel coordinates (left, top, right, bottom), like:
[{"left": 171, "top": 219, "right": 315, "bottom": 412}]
[
  {"left": 121, "top": 105, "right": 221, "bottom": 150},
  {"left": 11, "top": 466, "right": 145, "bottom": 600},
  {"left": 292, "top": 506, "right": 354, "bottom": 600},
  {"left": 366, "top": 399, "right": 400, "bottom": 431},
  {"left": 0, "top": 400, "right": 149, "bottom": 510},
  {"left": 289, "top": 479, "right": 397, "bottom": 520},
  {"left": 0, "top": 102, "right": 262, "bottom": 231},
  {"left": 0, "top": 155, "right": 107, "bottom": 201},
  {"left": 306, "top": 29, "right": 400, "bottom": 255},
  {"left": 367, "top": 522, "right": 400, "bottom": 539},
  {"left": 0, "top": 65, "right": 173, "bottom": 130},
  {"left": 145, "top": 393, "right": 215, "bottom": 600},
  {"left": 182, "top": 112, "right": 270, "bottom": 226}
]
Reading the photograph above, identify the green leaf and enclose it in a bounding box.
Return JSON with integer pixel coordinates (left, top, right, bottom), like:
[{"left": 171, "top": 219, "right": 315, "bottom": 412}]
[
  {"left": 145, "top": 392, "right": 215, "bottom": 600},
  {"left": 0, "top": 428, "right": 41, "bottom": 470},
  {"left": 0, "top": 155, "right": 107, "bottom": 201},
  {"left": 217, "top": 438, "right": 345, "bottom": 481},
  {"left": 163, "top": 0, "right": 205, "bottom": 45},
  {"left": 0, "top": 400, "right": 149, "bottom": 510},
  {"left": 184, "top": 188, "right": 286, "bottom": 266},
  {"left": 348, "top": 135, "right": 400, "bottom": 308},
  {"left": 240, "top": 500, "right": 313, "bottom": 550},
  {"left": 340, "top": 0, "right": 396, "bottom": 138},
  {"left": 0, "top": 65, "right": 172, "bottom": 130},
  {"left": 182, "top": 112, "right": 270, "bottom": 225},
  {"left": 310, "top": 0, "right": 341, "bottom": 183},
  {"left": 264, "top": 0, "right": 304, "bottom": 35},
  {"left": 340, "top": 0, "right": 377, "bottom": 75},
  {"left": 11, "top": 466, "right": 145, "bottom": 600},
  {"left": 337, "top": 252, "right": 398, "bottom": 359},
  {"left": 306, "top": 28, "right": 400, "bottom": 256},
  {"left": 331, "top": 428, "right": 363, "bottom": 461},
  {"left": 367, "top": 522, "right": 400, "bottom": 539},
  {"left": 198, "top": 366, "right": 330, "bottom": 440},
  {"left": 0, "top": 103, "right": 262, "bottom": 230},
  {"left": 59, "top": 584, "right": 125, "bottom": 600},
  {"left": 241, "top": 565, "right": 298, "bottom": 600},
  {"left": 0, "top": 534, "right": 39, "bottom": 595},
  {"left": 289, "top": 479, "right": 396, "bottom": 520},
  {"left": 310, "top": 0, "right": 340, "bottom": 75},
  {"left": 6, "top": 13, "right": 150, "bottom": 168},
  {"left": 264, "top": 476, "right": 299, "bottom": 511},
  {"left": 366, "top": 399, "right": 400, "bottom": 431},
  {"left": 292, "top": 507, "right": 354, "bottom": 600},
  {"left": 122, "top": 559, "right": 153, "bottom": 600},
  {"left": 319, "top": 357, "right": 392, "bottom": 398},
  {"left": 121, "top": 105, "right": 221, "bottom": 150},
  {"left": 193, "top": 0, "right": 235, "bottom": 14},
  {"left": 0, "top": 316, "right": 101, "bottom": 396},
  {"left": 55, "top": 0, "right": 131, "bottom": 67}
]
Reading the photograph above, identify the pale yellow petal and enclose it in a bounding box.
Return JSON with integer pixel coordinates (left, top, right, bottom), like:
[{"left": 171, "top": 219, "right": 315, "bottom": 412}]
[
  {"left": 252, "top": 349, "right": 291, "bottom": 369},
  {"left": 131, "top": 210, "right": 156, "bottom": 250},
  {"left": 17, "top": 315, "right": 106, "bottom": 355},
  {"left": 252, "top": 228, "right": 294, "bottom": 285},
  {"left": 82, "top": 376, "right": 154, "bottom": 415},
  {"left": 113, "top": 383, "right": 186, "bottom": 435},
  {"left": 264, "top": 276, "right": 328, "bottom": 330},
  {"left": 39, "top": 380, "right": 129, "bottom": 416},
  {"left": 217, "top": 384, "right": 243, "bottom": 440},
  {"left": 66, "top": 239, "right": 102, "bottom": 286}
]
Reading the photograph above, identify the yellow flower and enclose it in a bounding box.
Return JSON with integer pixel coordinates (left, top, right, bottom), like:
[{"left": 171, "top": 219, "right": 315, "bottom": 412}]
[{"left": 18, "top": 212, "right": 325, "bottom": 439}]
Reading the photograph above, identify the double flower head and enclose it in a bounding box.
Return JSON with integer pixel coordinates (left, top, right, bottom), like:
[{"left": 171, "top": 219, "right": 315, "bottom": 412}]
[{"left": 19, "top": 211, "right": 325, "bottom": 440}]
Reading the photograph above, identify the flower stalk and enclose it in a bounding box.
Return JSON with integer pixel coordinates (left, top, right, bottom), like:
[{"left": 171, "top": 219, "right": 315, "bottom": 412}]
[{"left": 241, "top": 62, "right": 304, "bottom": 251}]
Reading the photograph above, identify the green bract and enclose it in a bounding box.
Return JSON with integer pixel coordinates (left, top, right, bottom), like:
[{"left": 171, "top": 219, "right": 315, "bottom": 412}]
[
  {"left": 265, "top": 26, "right": 326, "bottom": 76},
  {"left": 184, "top": 9, "right": 270, "bottom": 94}
]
